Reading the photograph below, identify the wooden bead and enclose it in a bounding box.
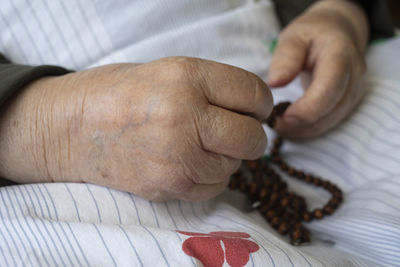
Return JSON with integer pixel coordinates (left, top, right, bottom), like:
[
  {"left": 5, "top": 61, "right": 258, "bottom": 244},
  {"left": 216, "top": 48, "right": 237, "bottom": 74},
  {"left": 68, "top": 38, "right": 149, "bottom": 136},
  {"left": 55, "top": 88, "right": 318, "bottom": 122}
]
[
  {"left": 312, "top": 177, "right": 322, "bottom": 186},
  {"left": 322, "top": 181, "right": 331, "bottom": 189},
  {"left": 265, "top": 210, "right": 276, "bottom": 220},
  {"left": 269, "top": 192, "right": 280, "bottom": 202},
  {"left": 290, "top": 228, "right": 302, "bottom": 242},
  {"left": 274, "top": 138, "right": 283, "bottom": 148},
  {"left": 259, "top": 204, "right": 271, "bottom": 213},
  {"left": 313, "top": 209, "right": 324, "bottom": 220},
  {"left": 246, "top": 160, "right": 258, "bottom": 170},
  {"left": 278, "top": 222, "right": 290, "bottom": 235},
  {"left": 272, "top": 182, "right": 282, "bottom": 191},
  {"left": 270, "top": 148, "right": 279, "bottom": 156},
  {"left": 280, "top": 197, "right": 290, "bottom": 208},
  {"left": 272, "top": 156, "right": 282, "bottom": 164},
  {"left": 287, "top": 167, "right": 296, "bottom": 176},
  {"left": 279, "top": 163, "right": 288, "bottom": 171},
  {"left": 259, "top": 188, "right": 270, "bottom": 200},
  {"left": 297, "top": 172, "right": 305, "bottom": 180},
  {"left": 264, "top": 179, "right": 273, "bottom": 187},
  {"left": 302, "top": 211, "right": 313, "bottom": 222},
  {"left": 323, "top": 205, "right": 335, "bottom": 215},
  {"left": 229, "top": 103, "right": 344, "bottom": 246},
  {"left": 271, "top": 216, "right": 281, "bottom": 228},
  {"left": 249, "top": 182, "right": 258, "bottom": 195}
]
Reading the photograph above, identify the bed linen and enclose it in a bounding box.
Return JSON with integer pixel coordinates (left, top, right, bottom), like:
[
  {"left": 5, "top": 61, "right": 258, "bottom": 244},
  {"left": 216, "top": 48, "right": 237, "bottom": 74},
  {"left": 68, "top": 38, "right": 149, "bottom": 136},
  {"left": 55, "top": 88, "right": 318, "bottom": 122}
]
[{"left": 0, "top": 0, "right": 399, "bottom": 265}]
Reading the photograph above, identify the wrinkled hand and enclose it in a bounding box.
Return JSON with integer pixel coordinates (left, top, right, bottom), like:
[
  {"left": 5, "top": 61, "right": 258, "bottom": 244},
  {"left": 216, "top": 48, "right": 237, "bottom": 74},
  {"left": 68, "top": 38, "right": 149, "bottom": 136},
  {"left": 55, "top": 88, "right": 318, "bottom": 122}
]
[
  {"left": 268, "top": 0, "right": 368, "bottom": 139},
  {"left": 0, "top": 57, "right": 273, "bottom": 201}
]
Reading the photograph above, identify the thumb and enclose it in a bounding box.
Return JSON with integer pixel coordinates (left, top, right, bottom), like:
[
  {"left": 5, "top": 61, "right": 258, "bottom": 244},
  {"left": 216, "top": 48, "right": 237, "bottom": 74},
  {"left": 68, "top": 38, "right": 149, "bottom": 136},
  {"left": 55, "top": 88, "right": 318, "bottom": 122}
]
[{"left": 268, "top": 34, "right": 308, "bottom": 87}]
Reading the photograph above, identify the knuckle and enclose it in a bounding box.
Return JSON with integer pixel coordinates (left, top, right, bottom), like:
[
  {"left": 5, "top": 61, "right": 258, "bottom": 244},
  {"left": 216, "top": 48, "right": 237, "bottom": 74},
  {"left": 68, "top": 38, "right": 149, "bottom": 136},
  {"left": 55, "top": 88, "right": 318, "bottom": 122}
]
[{"left": 159, "top": 56, "right": 195, "bottom": 81}]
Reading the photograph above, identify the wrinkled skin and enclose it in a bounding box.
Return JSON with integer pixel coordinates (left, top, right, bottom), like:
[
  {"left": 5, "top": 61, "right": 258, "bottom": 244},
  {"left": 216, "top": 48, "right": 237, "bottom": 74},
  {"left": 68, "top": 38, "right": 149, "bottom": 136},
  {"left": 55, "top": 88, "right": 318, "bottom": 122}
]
[
  {"left": 0, "top": 0, "right": 369, "bottom": 201},
  {"left": 0, "top": 57, "right": 273, "bottom": 201},
  {"left": 268, "top": 0, "right": 368, "bottom": 139}
]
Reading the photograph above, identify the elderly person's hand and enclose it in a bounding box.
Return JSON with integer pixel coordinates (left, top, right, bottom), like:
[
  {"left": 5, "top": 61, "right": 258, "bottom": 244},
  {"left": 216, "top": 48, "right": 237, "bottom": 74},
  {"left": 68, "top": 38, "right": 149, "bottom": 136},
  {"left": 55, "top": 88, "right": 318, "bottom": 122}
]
[
  {"left": 268, "top": 0, "right": 368, "bottom": 139},
  {"left": 0, "top": 57, "right": 273, "bottom": 201}
]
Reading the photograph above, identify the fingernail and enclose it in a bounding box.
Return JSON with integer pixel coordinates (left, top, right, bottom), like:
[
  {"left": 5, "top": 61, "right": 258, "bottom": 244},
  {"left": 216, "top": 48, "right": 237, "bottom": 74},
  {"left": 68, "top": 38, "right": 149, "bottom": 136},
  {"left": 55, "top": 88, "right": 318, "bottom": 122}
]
[
  {"left": 268, "top": 70, "right": 288, "bottom": 85},
  {"left": 284, "top": 116, "right": 300, "bottom": 126}
]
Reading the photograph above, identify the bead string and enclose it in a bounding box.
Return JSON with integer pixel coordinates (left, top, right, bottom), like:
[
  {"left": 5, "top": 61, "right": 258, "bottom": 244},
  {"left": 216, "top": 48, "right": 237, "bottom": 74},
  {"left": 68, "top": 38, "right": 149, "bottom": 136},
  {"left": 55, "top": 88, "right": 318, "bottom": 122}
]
[{"left": 229, "top": 102, "right": 343, "bottom": 246}]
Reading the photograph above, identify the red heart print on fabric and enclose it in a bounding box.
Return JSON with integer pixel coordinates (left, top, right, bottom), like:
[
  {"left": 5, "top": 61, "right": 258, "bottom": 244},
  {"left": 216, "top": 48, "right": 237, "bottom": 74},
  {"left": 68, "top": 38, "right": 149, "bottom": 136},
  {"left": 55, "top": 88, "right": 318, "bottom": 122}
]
[{"left": 177, "top": 231, "right": 259, "bottom": 267}]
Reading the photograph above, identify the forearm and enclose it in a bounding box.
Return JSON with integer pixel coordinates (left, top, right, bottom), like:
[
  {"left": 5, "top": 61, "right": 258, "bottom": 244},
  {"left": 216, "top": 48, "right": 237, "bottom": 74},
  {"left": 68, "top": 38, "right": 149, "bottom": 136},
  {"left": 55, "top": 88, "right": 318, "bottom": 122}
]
[
  {"left": 0, "top": 76, "right": 62, "bottom": 183},
  {"left": 0, "top": 54, "right": 70, "bottom": 183}
]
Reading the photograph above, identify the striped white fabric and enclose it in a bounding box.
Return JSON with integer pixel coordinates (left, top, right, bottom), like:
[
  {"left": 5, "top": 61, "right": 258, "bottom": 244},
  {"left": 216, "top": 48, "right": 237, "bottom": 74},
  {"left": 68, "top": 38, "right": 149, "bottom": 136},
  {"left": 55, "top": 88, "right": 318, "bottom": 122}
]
[{"left": 1, "top": 0, "right": 400, "bottom": 266}]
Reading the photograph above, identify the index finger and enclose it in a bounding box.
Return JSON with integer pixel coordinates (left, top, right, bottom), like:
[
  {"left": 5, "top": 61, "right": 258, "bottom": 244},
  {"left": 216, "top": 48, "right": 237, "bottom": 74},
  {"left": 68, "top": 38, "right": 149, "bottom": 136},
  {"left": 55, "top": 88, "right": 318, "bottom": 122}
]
[{"left": 194, "top": 59, "right": 274, "bottom": 121}]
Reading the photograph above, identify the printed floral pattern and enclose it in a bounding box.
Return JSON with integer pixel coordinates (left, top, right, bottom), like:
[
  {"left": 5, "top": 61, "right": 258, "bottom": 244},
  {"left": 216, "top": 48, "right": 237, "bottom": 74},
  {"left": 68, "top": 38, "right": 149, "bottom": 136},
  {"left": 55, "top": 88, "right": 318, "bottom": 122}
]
[{"left": 177, "top": 231, "right": 259, "bottom": 267}]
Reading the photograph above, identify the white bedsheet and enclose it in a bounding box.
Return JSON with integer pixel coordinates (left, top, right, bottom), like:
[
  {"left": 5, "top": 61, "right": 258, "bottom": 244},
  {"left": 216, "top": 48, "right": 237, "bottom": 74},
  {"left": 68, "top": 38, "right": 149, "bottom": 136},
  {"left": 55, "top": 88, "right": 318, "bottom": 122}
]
[
  {"left": 0, "top": 37, "right": 399, "bottom": 267},
  {"left": 0, "top": 0, "right": 399, "bottom": 265}
]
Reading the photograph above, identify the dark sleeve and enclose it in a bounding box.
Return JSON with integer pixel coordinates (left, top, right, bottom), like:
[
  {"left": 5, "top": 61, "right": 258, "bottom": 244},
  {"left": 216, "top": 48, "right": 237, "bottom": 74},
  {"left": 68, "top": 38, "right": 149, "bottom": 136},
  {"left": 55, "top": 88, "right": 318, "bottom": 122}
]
[
  {"left": 272, "top": 0, "right": 395, "bottom": 42},
  {"left": 0, "top": 53, "right": 70, "bottom": 187},
  {"left": 0, "top": 53, "right": 70, "bottom": 108}
]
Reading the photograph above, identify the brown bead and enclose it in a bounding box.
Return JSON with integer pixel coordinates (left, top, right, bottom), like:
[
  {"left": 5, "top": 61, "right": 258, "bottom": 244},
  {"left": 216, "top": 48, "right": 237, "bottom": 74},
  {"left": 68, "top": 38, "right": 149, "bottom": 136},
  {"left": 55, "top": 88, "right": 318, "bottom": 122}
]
[
  {"left": 226, "top": 102, "right": 345, "bottom": 247},
  {"left": 272, "top": 182, "right": 282, "bottom": 192},
  {"left": 272, "top": 156, "right": 282, "bottom": 164},
  {"left": 273, "top": 102, "right": 291, "bottom": 118},
  {"left": 249, "top": 182, "right": 258, "bottom": 195},
  {"left": 334, "top": 191, "right": 343, "bottom": 200},
  {"left": 259, "top": 204, "right": 271, "bottom": 213},
  {"left": 302, "top": 211, "right": 313, "bottom": 222},
  {"left": 330, "top": 196, "right": 342, "bottom": 206},
  {"left": 291, "top": 198, "right": 305, "bottom": 211},
  {"left": 264, "top": 179, "right": 273, "bottom": 188},
  {"left": 274, "top": 206, "right": 285, "bottom": 216},
  {"left": 293, "top": 222, "right": 303, "bottom": 229},
  {"left": 313, "top": 208, "right": 324, "bottom": 220},
  {"left": 274, "top": 138, "right": 283, "bottom": 148},
  {"left": 266, "top": 114, "right": 277, "bottom": 128},
  {"left": 290, "top": 228, "right": 302, "bottom": 242},
  {"left": 259, "top": 188, "right": 270, "bottom": 200},
  {"left": 279, "top": 182, "right": 288, "bottom": 191},
  {"left": 271, "top": 216, "right": 281, "bottom": 228},
  {"left": 265, "top": 210, "right": 276, "bottom": 220},
  {"left": 291, "top": 212, "right": 301, "bottom": 222},
  {"left": 265, "top": 168, "right": 274, "bottom": 176},
  {"left": 253, "top": 171, "right": 263, "bottom": 181},
  {"left": 282, "top": 212, "right": 293, "bottom": 221},
  {"left": 322, "top": 181, "right": 331, "bottom": 189},
  {"left": 323, "top": 205, "right": 335, "bottom": 215},
  {"left": 287, "top": 193, "right": 296, "bottom": 201},
  {"left": 287, "top": 167, "right": 296, "bottom": 176},
  {"left": 246, "top": 160, "right": 258, "bottom": 170},
  {"left": 312, "top": 177, "right": 322, "bottom": 186},
  {"left": 280, "top": 197, "right": 290, "bottom": 208},
  {"left": 296, "top": 172, "right": 305, "bottom": 180},
  {"left": 278, "top": 222, "right": 290, "bottom": 235},
  {"left": 269, "top": 192, "right": 280, "bottom": 202},
  {"left": 279, "top": 163, "right": 288, "bottom": 171},
  {"left": 328, "top": 199, "right": 339, "bottom": 209}
]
